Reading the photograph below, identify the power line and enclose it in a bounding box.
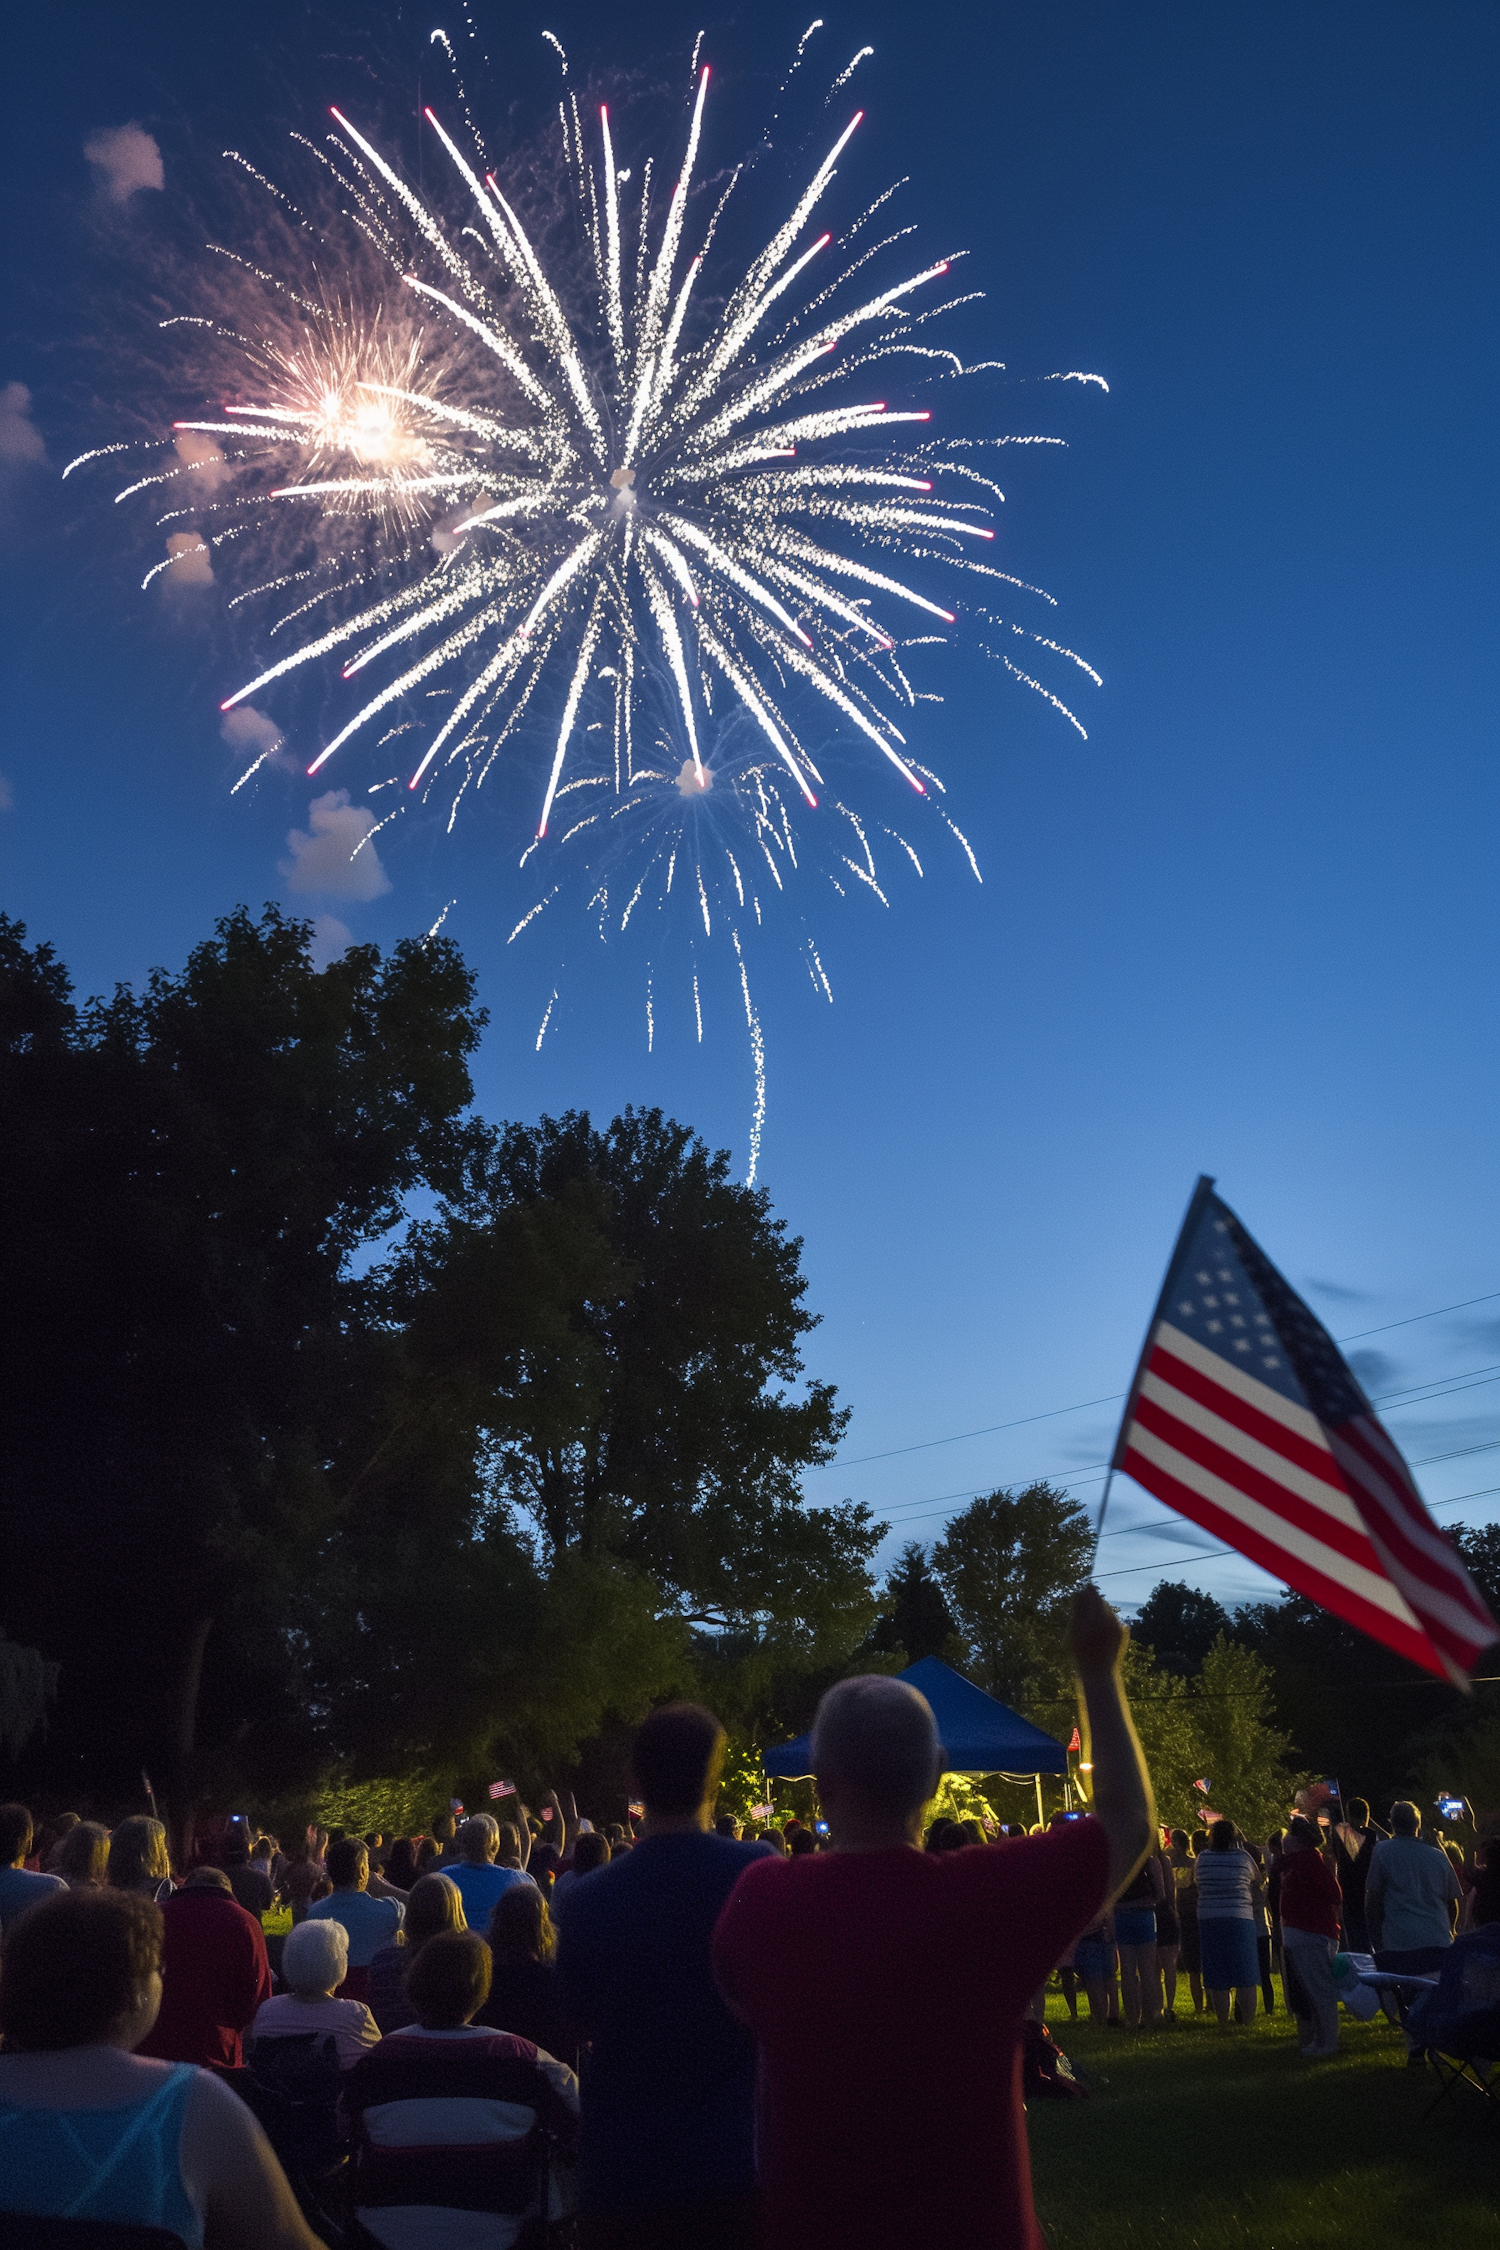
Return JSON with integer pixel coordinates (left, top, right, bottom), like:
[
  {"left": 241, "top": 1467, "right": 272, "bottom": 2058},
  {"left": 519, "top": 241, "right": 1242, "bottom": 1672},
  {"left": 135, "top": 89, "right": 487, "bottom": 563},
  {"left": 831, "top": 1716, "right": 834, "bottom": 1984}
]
[
  {"left": 868, "top": 1378, "right": 1500, "bottom": 1534},
  {"left": 813, "top": 1287, "right": 1500, "bottom": 1473},
  {"left": 1091, "top": 1481, "right": 1499, "bottom": 1584}
]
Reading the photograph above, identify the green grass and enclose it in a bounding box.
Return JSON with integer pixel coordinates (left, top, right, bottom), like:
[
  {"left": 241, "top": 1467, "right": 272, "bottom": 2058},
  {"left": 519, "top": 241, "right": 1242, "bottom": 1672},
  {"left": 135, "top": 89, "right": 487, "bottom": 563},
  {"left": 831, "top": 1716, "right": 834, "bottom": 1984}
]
[{"left": 1027, "top": 1982, "right": 1500, "bottom": 2248}]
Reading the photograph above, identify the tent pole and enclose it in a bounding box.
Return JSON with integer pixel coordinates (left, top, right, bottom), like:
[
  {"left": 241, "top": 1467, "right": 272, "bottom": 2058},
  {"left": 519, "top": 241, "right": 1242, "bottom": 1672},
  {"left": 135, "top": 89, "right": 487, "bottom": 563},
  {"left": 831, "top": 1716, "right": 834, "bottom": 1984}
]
[{"left": 1034, "top": 1773, "right": 1045, "bottom": 1828}]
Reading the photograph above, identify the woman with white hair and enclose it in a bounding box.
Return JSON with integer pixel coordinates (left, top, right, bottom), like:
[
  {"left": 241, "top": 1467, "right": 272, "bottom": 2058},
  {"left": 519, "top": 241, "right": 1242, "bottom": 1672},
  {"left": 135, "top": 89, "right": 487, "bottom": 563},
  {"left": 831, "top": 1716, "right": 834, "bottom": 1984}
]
[{"left": 249, "top": 1916, "right": 381, "bottom": 2068}]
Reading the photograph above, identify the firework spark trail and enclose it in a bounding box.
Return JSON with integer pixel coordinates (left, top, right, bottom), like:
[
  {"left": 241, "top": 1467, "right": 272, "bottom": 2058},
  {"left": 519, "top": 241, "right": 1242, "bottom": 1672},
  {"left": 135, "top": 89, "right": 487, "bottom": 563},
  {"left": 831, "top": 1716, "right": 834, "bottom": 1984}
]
[
  {"left": 89, "top": 28, "right": 1102, "bottom": 1176},
  {"left": 104, "top": 35, "right": 1096, "bottom": 844}
]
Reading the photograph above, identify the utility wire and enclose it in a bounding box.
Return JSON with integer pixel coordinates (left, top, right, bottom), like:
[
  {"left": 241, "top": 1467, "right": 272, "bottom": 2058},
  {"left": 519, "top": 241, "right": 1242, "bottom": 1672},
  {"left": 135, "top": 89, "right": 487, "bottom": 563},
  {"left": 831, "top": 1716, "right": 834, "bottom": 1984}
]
[{"left": 813, "top": 1287, "right": 1500, "bottom": 1473}]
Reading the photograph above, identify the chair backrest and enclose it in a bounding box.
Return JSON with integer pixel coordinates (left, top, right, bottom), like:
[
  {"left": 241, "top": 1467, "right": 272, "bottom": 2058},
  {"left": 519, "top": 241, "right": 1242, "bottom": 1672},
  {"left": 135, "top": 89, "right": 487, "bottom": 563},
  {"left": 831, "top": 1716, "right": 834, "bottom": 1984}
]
[
  {"left": 1423, "top": 1925, "right": 1500, "bottom": 2044},
  {"left": 0, "top": 2220, "right": 189, "bottom": 2250},
  {"left": 344, "top": 2039, "right": 572, "bottom": 2219},
  {"left": 247, "top": 2031, "right": 343, "bottom": 2105}
]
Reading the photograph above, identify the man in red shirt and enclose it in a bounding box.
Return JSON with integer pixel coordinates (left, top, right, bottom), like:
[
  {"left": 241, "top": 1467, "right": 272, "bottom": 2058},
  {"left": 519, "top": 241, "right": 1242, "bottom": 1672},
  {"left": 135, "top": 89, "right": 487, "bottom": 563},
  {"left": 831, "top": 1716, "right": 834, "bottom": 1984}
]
[
  {"left": 136, "top": 1864, "right": 272, "bottom": 2069},
  {"left": 711, "top": 1586, "right": 1154, "bottom": 2248}
]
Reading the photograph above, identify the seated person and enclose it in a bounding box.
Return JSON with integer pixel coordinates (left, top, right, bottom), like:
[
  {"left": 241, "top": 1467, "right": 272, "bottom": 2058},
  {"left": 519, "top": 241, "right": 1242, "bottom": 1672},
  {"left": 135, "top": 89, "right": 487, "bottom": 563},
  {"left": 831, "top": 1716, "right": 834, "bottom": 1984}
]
[
  {"left": 368, "top": 1870, "right": 468, "bottom": 2035},
  {"left": 477, "top": 1882, "right": 576, "bottom": 2065},
  {"left": 306, "top": 1834, "right": 402, "bottom": 2001},
  {"left": 0, "top": 1885, "right": 321, "bottom": 2249},
  {"left": 250, "top": 1916, "right": 381, "bottom": 2067},
  {"left": 343, "top": 1929, "right": 579, "bottom": 2250}
]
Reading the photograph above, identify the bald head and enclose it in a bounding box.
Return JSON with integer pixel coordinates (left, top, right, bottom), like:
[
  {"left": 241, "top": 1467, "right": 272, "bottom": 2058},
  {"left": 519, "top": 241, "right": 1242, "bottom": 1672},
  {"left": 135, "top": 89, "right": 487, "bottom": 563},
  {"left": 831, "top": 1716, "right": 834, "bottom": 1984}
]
[{"left": 813, "top": 1675, "right": 943, "bottom": 1824}]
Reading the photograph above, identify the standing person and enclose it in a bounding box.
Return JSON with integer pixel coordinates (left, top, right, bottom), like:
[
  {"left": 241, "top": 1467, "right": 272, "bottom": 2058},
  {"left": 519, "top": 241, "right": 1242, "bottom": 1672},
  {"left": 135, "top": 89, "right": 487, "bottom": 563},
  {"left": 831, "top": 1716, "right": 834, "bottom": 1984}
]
[
  {"left": 1278, "top": 1817, "right": 1343, "bottom": 2057},
  {"left": 0, "top": 1888, "right": 322, "bottom": 2247},
  {"left": 428, "top": 1809, "right": 459, "bottom": 1865},
  {"left": 1244, "top": 1839, "right": 1277, "bottom": 2017},
  {"left": 1330, "top": 1799, "right": 1381, "bottom": 1952},
  {"left": 1265, "top": 1827, "right": 1287, "bottom": 1979},
  {"left": 306, "top": 1836, "right": 402, "bottom": 2003},
  {"left": 1366, "top": 1800, "right": 1461, "bottom": 1973},
  {"left": 222, "top": 1819, "right": 275, "bottom": 1920},
  {"left": 1154, "top": 1838, "right": 1181, "bottom": 2020},
  {"left": 1172, "top": 1830, "right": 1205, "bottom": 2014},
  {"left": 282, "top": 1831, "right": 329, "bottom": 1925},
  {"left": 1072, "top": 1904, "right": 1119, "bottom": 2025},
  {"left": 554, "top": 1704, "right": 774, "bottom": 2247},
  {"left": 107, "top": 1817, "right": 174, "bottom": 1905},
  {"left": 711, "top": 1586, "right": 1153, "bottom": 2249},
  {"left": 478, "top": 1883, "right": 576, "bottom": 2064},
  {"left": 553, "top": 1831, "right": 611, "bottom": 1916},
  {"left": 0, "top": 1804, "right": 66, "bottom": 1932},
  {"left": 441, "top": 1814, "right": 537, "bottom": 1928},
  {"left": 1195, "top": 1820, "right": 1262, "bottom": 2028},
  {"left": 136, "top": 1865, "right": 273, "bottom": 2070},
  {"left": 1111, "top": 1849, "right": 1163, "bottom": 2028}
]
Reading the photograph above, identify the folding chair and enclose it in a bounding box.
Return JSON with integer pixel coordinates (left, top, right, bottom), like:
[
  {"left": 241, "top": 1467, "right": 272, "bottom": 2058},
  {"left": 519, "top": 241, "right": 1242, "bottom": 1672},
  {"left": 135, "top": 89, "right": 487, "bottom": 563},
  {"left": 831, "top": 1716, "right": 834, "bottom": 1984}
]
[
  {"left": 1404, "top": 1925, "right": 1500, "bottom": 2121},
  {"left": 341, "top": 2039, "right": 577, "bottom": 2248}
]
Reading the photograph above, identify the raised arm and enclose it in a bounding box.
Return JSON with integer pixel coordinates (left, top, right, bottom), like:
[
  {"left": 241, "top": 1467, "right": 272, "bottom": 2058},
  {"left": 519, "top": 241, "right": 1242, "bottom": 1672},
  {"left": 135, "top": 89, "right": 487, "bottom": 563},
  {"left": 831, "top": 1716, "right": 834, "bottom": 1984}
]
[{"left": 1071, "top": 1585, "right": 1155, "bottom": 1900}]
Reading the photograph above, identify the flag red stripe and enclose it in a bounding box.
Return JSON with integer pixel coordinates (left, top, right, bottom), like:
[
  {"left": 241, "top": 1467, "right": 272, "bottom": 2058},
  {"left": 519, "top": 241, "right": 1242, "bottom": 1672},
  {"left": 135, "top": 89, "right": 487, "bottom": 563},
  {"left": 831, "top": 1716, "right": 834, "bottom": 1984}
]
[
  {"left": 1131, "top": 1388, "right": 1380, "bottom": 1577},
  {"left": 1148, "top": 1341, "right": 1338, "bottom": 1486},
  {"left": 1119, "top": 1439, "right": 1443, "bottom": 1675},
  {"left": 1336, "top": 1420, "right": 1497, "bottom": 1628},
  {"left": 1334, "top": 1435, "right": 1498, "bottom": 1660}
]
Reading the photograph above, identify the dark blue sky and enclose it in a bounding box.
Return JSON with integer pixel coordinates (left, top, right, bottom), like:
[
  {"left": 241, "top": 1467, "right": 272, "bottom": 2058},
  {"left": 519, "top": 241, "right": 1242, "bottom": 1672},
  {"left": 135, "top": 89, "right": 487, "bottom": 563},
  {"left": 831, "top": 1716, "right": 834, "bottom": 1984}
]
[{"left": 3, "top": 2, "right": 1496, "bottom": 1610}]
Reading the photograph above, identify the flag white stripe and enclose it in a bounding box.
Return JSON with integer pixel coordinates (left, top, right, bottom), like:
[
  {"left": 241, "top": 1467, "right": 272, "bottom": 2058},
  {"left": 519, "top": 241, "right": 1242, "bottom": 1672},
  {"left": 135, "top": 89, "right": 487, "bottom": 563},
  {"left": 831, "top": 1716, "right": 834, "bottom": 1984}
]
[
  {"left": 1138, "top": 1369, "right": 1364, "bottom": 1535},
  {"left": 1154, "top": 1323, "right": 1327, "bottom": 1449},
  {"left": 1332, "top": 1432, "right": 1487, "bottom": 1587},
  {"left": 1125, "top": 1422, "right": 1421, "bottom": 1627}
]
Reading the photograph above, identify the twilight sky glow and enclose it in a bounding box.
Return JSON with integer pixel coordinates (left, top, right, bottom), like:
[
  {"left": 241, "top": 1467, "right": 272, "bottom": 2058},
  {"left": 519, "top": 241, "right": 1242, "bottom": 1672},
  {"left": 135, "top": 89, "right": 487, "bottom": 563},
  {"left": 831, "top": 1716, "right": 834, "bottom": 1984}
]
[{"left": 3, "top": 1, "right": 1496, "bottom": 1613}]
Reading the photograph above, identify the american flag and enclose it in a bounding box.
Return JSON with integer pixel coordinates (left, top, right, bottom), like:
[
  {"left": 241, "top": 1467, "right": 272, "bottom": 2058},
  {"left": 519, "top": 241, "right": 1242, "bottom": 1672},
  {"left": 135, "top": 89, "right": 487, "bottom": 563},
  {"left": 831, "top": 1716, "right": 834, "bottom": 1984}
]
[{"left": 1111, "top": 1178, "right": 1498, "bottom": 1687}]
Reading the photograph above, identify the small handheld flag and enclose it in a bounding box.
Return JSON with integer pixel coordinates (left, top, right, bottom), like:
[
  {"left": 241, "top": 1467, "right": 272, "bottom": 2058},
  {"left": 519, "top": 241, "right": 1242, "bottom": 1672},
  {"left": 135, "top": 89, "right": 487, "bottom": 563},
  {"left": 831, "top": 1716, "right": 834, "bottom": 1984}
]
[{"left": 1108, "top": 1177, "right": 1498, "bottom": 1687}]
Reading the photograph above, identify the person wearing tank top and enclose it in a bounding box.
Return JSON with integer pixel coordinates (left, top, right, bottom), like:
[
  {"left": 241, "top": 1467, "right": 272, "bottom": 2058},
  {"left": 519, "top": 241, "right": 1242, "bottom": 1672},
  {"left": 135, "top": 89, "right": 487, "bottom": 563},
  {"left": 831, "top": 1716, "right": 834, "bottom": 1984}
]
[{"left": 0, "top": 1885, "right": 323, "bottom": 2249}]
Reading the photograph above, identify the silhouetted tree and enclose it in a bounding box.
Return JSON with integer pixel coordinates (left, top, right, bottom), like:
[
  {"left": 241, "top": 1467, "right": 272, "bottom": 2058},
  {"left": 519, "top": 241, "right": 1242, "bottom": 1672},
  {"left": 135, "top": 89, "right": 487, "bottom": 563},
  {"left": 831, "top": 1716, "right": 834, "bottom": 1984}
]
[
  {"left": 1134, "top": 1580, "right": 1234, "bottom": 1675},
  {"left": 864, "top": 1543, "right": 963, "bottom": 1666},
  {"left": 931, "top": 1483, "right": 1092, "bottom": 1707}
]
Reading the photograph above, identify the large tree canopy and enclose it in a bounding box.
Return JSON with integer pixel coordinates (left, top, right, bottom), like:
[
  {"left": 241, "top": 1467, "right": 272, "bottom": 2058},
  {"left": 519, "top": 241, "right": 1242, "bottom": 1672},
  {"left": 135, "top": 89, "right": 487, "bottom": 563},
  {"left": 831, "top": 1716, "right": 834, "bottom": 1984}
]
[
  {"left": 381, "top": 1107, "right": 878, "bottom": 1646},
  {"left": 1, "top": 905, "right": 484, "bottom": 1810},
  {"left": 931, "top": 1483, "right": 1094, "bottom": 1709},
  {"left": 2, "top": 914, "right": 879, "bottom": 1820}
]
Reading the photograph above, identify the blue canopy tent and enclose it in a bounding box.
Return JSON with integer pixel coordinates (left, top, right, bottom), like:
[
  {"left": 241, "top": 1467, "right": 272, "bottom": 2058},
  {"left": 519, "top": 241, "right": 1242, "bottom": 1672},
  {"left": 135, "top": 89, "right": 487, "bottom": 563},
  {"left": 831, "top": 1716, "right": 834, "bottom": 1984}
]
[{"left": 762, "top": 1656, "right": 1068, "bottom": 1795}]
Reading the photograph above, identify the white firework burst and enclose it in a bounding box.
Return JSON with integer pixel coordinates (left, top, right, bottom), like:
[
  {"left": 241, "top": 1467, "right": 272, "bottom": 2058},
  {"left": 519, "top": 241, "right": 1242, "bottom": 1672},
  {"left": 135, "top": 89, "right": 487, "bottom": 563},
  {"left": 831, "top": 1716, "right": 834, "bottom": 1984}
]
[{"left": 94, "top": 36, "right": 1097, "bottom": 844}]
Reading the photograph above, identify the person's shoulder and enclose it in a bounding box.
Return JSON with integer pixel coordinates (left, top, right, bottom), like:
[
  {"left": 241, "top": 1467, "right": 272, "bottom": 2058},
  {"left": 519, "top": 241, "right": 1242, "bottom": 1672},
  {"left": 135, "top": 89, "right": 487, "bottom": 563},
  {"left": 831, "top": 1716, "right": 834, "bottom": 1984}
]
[{"left": 305, "top": 1892, "right": 336, "bottom": 1916}]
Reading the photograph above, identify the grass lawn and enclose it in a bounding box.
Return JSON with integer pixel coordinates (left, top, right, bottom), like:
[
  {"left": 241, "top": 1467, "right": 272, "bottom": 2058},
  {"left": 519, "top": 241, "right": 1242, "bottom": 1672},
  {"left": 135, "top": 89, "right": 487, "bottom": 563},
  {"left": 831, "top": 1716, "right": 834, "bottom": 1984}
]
[{"left": 1026, "top": 1981, "right": 1499, "bottom": 2247}]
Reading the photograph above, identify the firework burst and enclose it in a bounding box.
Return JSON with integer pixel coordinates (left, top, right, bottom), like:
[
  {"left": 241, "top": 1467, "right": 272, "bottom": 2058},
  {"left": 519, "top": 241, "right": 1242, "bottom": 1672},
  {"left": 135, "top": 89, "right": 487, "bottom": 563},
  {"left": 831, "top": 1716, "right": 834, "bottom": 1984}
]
[{"left": 72, "top": 28, "right": 1102, "bottom": 1176}]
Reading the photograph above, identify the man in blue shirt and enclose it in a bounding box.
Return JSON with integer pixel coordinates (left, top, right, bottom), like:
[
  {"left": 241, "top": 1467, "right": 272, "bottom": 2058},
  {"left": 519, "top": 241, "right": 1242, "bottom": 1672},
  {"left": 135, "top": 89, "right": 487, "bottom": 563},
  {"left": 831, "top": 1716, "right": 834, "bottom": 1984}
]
[
  {"left": 555, "top": 1703, "right": 773, "bottom": 2249},
  {"left": 440, "top": 1814, "right": 537, "bottom": 1928},
  {"left": 0, "top": 1803, "right": 65, "bottom": 1933},
  {"left": 306, "top": 1835, "right": 402, "bottom": 1973}
]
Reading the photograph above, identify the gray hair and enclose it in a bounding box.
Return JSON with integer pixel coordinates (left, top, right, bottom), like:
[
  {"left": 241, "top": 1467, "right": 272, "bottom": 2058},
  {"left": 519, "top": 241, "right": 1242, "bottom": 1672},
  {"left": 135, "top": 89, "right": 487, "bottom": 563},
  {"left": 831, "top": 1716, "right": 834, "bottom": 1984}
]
[
  {"left": 282, "top": 1917, "right": 349, "bottom": 1993},
  {"left": 457, "top": 1814, "right": 500, "bottom": 1864},
  {"left": 812, "top": 1675, "right": 942, "bottom": 1818}
]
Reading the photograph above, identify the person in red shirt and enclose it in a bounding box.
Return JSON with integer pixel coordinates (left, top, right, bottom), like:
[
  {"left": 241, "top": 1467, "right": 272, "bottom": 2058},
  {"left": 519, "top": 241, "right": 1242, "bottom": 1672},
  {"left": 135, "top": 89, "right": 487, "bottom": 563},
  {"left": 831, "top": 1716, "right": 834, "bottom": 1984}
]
[
  {"left": 1277, "top": 1816, "right": 1343, "bottom": 2057},
  {"left": 711, "top": 1586, "right": 1154, "bottom": 2250},
  {"left": 136, "top": 1865, "right": 272, "bottom": 2069}
]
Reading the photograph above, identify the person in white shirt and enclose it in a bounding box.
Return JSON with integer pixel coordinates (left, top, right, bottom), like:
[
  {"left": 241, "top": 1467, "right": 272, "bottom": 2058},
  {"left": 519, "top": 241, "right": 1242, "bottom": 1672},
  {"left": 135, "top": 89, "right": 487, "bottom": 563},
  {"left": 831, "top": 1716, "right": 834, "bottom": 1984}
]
[
  {"left": 1367, "top": 1801, "right": 1461, "bottom": 1968},
  {"left": 249, "top": 1919, "right": 380, "bottom": 2069}
]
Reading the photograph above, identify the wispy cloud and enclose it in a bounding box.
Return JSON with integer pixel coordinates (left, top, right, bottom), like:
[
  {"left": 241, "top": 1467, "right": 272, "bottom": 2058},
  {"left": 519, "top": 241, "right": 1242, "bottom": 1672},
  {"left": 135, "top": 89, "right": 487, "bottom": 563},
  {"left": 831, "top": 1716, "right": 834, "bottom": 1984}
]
[
  {"left": 280, "top": 790, "right": 392, "bottom": 902},
  {"left": 221, "top": 705, "right": 293, "bottom": 790},
  {"left": 1304, "top": 1276, "right": 1373, "bottom": 1306},
  {"left": 84, "top": 123, "right": 164, "bottom": 204},
  {"left": 0, "top": 382, "right": 46, "bottom": 467}
]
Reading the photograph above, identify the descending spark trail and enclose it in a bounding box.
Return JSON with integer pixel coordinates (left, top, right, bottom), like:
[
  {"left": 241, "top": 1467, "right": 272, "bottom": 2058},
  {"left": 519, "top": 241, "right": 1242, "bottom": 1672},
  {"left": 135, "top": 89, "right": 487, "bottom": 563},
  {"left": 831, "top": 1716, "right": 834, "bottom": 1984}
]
[{"left": 80, "top": 27, "right": 1102, "bottom": 1173}]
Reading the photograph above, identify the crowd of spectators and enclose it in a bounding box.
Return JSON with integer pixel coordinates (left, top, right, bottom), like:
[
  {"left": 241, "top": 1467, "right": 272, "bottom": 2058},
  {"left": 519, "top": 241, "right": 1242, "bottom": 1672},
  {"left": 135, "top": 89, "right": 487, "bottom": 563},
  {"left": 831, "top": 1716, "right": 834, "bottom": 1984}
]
[{"left": 1, "top": 1596, "right": 1496, "bottom": 2247}]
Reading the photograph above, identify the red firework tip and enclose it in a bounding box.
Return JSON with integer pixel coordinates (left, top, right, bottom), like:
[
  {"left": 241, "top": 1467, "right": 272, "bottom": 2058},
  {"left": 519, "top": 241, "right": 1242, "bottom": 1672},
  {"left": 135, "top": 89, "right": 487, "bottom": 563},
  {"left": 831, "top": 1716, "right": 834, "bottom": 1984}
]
[
  {"left": 219, "top": 699, "right": 234, "bottom": 712},
  {"left": 915, "top": 411, "right": 932, "bottom": 421},
  {"left": 852, "top": 109, "right": 865, "bottom": 125},
  {"left": 424, "top": 106, "right": 438, "bottom": 123},
  {"left": 701, "top": 63, "right": 711, "bottom": 80},
  {"left": 937, "top": 260, "right": 950, "bottom": 273},
  {"left": 306, "top": 762, "right": 320, "bottom": 776},
  {"left": 909, "top": 774, "right": 927, "bottom": 795},
  {"left": 599, "top": 103, "right": 608, "bottom": 120},
  {"left": 938, "top": 608, "right": 956, "bottom": 623},
  {"left": 979, "top": 529, "right": 995, "bottom": 539}
]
